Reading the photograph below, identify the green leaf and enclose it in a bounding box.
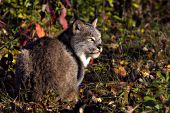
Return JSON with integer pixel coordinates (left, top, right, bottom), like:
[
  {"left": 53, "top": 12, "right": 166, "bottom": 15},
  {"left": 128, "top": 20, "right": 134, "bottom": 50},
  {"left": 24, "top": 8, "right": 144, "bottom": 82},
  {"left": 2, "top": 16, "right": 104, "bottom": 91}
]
[
  {"left": 144, "top": 96, "right": 155, "bottom": 101},
  {"left": 155, "top": 104, "right": 162, "bottom": 110},
  {"left": 107, "top": 0, "right": 113, "bottom": 7},
  {"left": 113, "top": 15, "right": 122, "bottom": 21},
  {"left": 132, "top": 3, "right": 139, "bottom": 9},
  {"left": 128, "top": 18, "right": 136, "bottom": 27},
  {"left": 157, "top": 71, "right": 165, "bottom": 81},
  {"left": 165, "top": 72, "right": 169, "bottom": 82},
  {"left": 155, "top": 90, "right": 165, "bottom": 97}
]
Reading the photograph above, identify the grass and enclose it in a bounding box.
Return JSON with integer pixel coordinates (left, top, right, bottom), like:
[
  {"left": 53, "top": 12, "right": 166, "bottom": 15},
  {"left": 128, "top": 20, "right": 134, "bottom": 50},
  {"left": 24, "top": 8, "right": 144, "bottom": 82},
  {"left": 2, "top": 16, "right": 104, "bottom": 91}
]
[{"left": 0, "top": 22, "right": 170, "bottom": 113}]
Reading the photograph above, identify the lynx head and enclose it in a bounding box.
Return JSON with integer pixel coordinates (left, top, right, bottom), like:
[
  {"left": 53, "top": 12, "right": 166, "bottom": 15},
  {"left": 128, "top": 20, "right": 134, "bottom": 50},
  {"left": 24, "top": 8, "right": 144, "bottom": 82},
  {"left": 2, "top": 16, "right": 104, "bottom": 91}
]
[{"left": 70, "top": 19, "right": 102, "bottom": 67}]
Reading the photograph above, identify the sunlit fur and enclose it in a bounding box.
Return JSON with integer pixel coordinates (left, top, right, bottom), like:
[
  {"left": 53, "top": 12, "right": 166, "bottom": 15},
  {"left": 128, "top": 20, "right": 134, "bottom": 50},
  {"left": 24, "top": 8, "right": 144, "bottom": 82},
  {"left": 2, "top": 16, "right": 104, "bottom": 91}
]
[{"left": 15, "top": 19, "right": 102, "bottom": 102}]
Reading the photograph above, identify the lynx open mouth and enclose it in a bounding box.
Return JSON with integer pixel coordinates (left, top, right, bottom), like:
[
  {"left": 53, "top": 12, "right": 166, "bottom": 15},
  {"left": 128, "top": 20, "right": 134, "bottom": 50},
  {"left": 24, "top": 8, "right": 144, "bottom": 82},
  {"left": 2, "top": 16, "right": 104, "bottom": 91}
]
[
  {"left": 89, "top": 51, "right": 101, "bottom": 55},
  {"left": 90, "top": 48, "right": 102, "bottom": 55},
  {"left": 89, "top": 51, "right": 101, "bottom": 58}
]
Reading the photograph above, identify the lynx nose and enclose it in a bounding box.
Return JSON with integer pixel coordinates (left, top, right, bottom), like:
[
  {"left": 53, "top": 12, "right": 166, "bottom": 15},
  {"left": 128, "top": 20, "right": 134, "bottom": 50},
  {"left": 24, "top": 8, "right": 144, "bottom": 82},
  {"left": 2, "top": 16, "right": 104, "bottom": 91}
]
[{"left": 97, "top": 44, "right": 102, "bottom": 52}]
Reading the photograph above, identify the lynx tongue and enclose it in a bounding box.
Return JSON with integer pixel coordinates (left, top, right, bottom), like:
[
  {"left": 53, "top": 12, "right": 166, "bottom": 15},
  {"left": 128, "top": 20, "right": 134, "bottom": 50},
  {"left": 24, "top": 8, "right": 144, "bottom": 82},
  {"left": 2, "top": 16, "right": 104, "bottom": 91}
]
[{"left": 90, "top": 58, "right": 94, "bottom": 64}]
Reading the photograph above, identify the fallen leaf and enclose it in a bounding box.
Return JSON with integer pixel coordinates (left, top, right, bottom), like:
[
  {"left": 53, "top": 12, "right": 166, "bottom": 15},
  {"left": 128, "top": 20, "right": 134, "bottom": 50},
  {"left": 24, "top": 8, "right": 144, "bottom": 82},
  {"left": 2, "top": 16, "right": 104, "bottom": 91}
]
[
  {"left": 113, "top": 66, "right": 127, "bottom": 77},
  {"left": 163, "top": 64, "right": 170, "bottom": 72},
  {"left": 120, "top": 60, "right": 128, "bottom": 65},
  {"left": 20, "top": 21, "right": 27, "bottom": 28},
  {"left": 141, "top": 70, "right": 150, "bottom": 77},
  {"left": 111, "top": 84, "right": 117, "bottom": 96},
  {"left": 166, "top": 64, "right": 170, "bottom": 69},
  {"left": 35, "top": 23, "right": 45, "bottom": 38},
  {"left": 59, "top": 7, "right": 68, "bottom": 30},
  {"left": 92, "top": 95, "right": 102, "bottom": 103}
]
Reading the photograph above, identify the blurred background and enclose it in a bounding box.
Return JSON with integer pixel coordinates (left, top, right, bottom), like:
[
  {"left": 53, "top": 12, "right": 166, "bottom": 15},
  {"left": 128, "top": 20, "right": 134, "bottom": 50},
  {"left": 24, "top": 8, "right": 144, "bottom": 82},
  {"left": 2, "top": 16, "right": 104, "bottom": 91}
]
[{"left": 0, "top": 0, "right": 170, "bottom": 112}]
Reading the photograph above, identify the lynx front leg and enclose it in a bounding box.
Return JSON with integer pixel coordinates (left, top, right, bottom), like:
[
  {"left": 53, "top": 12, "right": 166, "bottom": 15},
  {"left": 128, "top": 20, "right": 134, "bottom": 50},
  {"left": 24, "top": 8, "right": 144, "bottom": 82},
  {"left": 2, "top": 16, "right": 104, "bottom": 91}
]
[{"left": 62, "top": 87, "right": 78, "bottom": 102}]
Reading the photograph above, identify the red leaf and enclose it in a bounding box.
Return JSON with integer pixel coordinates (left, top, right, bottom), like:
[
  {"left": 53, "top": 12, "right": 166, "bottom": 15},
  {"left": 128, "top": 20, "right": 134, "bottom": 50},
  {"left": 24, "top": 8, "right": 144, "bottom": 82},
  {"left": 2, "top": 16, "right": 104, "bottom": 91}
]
[
  {"left": 35, "top": 23, "right": 45, "bottom": 38},
  {"left": 59, "top": 7, "right": 68, "bottom": 30}
]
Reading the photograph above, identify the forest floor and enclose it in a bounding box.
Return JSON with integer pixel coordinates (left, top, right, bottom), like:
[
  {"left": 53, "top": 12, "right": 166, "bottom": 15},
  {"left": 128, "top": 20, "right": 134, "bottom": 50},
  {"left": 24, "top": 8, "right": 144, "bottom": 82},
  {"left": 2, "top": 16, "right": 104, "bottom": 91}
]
[{"left": 0, "top": 23, "right": 170, "bottom": 113}]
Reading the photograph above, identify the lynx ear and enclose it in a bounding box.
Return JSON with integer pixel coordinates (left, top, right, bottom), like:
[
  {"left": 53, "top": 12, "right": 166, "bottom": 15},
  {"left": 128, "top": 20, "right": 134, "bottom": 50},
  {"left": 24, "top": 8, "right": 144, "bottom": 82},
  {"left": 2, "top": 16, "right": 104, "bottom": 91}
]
[
  {"left": 73, "top": 20, "right": 85, "bottom": 34},
  {"left": 92, "top": 18, "right": 98, "bottom": 28}
]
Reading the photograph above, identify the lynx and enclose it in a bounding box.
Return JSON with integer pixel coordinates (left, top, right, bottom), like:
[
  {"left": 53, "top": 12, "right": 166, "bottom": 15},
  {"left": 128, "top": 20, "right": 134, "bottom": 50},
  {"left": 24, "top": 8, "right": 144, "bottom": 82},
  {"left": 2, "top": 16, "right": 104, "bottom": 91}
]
[{"left": 15, "top": 19, "right": 102, "bottom": 102}]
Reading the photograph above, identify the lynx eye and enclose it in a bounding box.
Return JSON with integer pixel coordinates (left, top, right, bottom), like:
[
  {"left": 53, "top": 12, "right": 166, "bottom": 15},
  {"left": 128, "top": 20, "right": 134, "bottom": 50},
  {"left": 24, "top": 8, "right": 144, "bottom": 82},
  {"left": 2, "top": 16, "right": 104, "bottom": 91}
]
[{"left": 87, "top": 37, "right": 95, "bottom": 42}]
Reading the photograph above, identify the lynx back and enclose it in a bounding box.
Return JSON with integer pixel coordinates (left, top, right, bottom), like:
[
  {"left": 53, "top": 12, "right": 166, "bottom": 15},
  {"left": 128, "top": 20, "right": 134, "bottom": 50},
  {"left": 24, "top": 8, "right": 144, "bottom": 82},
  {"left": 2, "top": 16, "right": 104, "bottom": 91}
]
[{"left": 15, "top": 19, "right": 102, "bottom": 102}]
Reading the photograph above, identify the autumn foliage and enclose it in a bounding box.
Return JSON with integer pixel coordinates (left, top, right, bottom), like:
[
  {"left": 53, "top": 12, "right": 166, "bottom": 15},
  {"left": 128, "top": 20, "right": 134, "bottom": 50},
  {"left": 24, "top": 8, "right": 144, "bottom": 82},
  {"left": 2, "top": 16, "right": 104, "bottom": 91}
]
[{"left": 0, "top": 0, "right": 170, "bottom": 112}]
